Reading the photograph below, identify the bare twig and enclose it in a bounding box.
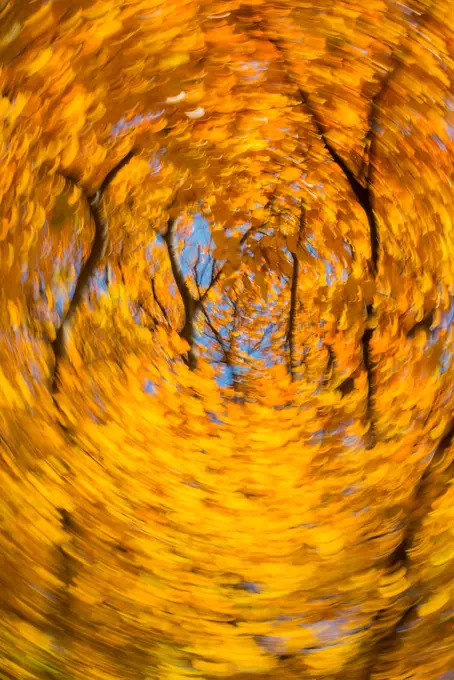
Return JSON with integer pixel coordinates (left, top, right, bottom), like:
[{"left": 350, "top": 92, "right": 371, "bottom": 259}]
[
  {"left": 200, "top": 303, "right": 229, "bottom": 364},
  {"left": 163, "top": 191, "right": 279, "bottom": 368},
  {"left": 200, "top": 263, "right": 224, "bottom": 302},
  {"left": 195, "top": 260, "right": 232, "bottom": 369}
]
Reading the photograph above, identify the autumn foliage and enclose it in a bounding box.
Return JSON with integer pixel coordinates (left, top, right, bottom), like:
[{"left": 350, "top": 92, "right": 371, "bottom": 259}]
[{"left": 0, "top": 0, "right": 453, "bottom": 678}]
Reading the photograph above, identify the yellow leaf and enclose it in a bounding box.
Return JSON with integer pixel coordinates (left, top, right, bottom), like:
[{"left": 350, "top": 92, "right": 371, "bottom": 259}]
[
  {"left": 8, "top": 300, "right": 20, "bottom": 327},
  {"left": 0, "top": 217, "right": 10, "bottom": 240},
  {"left": 0, "top": 97, "right": 10, "bottom": 118},
  {"left": 7, "top": 243, "right": 14, "bottom": 268},
  {"left": 24, "top": 2, "right": 53, "bottom": 29},
  {"left": 16, "top": 373, "right": 32, "bottom": 403},
  {"left": 431, "top": 544, "right": 454, "bottom": 566},
  {"left": 26, "top": 48, "right": 53, "bottom": 75},
  {"left": 0, "top": 21, "right": 20, "bottom": 48},
  {"left": 61, "top": 91, "right": 86, "bottom": 120},
  {"left": 312, "top": 529, "right": 345, "bottom": 557},
  {"left": 281, "top": 166, "right": 300, "bottom": 181},
  {"left": 304, "top": 642, "right": 354, "bottom": 672},
  {"left": 67, "top": 184, "right": 82, "bottom": 206},
  {"left": 17, "top": 622, "right": 50, "bottom": 649},
  {"left": 61, "top": 136, "right": 79, "bottom": 168},
  {"left": 430, "top": 418, "right": 448, "bottom": 440},
  {"left": 318, "top": 537, "right": 345, "bottom": 557},
  {"left": 378, "top": 576, "right": 409, "bottom": 599},
  {"left": 82, "top": 1, "right": 112, "bottom": 19},
  {"left": 89, "top": 101, "right": 107, "bottom": 123},
  {"left": 419, "top": 589, "right": 450, "bottom": 617},
  {"left": 95, "top": 19, "right": 123, "bottom": 40},
  {"left": 159, "top": 53, "right": 190, "bottom": 71},
  {"left": 126, "top": 354, "right": 141, "bottom": 373},
  {"left": 15, "top": 165, "right": 30, "bottom": 196},
  {"left": 192, "top": 660, "right": 232, "bottom": 675},
  {"left": 334, "top": 101, "right": 361, "bottom": 127}
]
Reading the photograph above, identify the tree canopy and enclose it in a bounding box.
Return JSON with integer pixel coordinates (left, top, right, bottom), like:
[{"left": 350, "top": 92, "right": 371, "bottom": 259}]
[{"left": 0, "top": 0, "right": 453, "bottom": 679}]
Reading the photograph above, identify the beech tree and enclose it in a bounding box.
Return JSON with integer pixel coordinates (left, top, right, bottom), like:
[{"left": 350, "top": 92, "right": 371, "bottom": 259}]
[{"left": 0, "top": 1, "right": 453, "bottom": 679}]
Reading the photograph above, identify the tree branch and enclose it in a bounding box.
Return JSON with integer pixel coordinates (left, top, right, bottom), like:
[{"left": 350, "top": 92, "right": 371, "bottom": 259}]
[
  {"left": 199, "top": 198, "right": 280, "bottom": 304},
  {"left": 264, "top": 33, "right": 381, "bottom": 444},
  {"left": 194, "top": 260, "right": 239, "bottom": 388},
  {"left": 287, "top": 253, "right": 299, "bottom": 381},
  {"left": 135, "top": 298, "right": 158, "bottom": 330},
  {"left": 195, "top": 243, "right": 224, "bottom": 303},
  {"left": 162, "top": 189, "right": 279, "bottom": 369},
  {"left": 97, "top": 150, "right": 137, "bottom": 195},
  {"left": 50, "top": 149, "right": 137, "bottom": 391},
  {"left": 200, "top": 302, "right": 229, "bottom": 364},
  {"left": 198, "top": 228, "right": 251, "bottom": 304},
  {"left": 51, "top": 149, "right": 137, "bottom": 392},
  {"left": 266, "top": 32, "right": 379, "bottom": 272},
  {"left": 163, "top": 217, "right": 198, "bottom": 369},
  {"left": 287, "top": 201, "right": 305, "bottom": 381},
  {"left": 289, "top": 12, "right": 429, "bottom": 448},
  {"left": 299, "top": 88, "right": 379, "bottom": 276},
  {"left": 200, "top": 263, "right": 224, "bottom": 302},
  {"left": 359, "top": 6, "right": 431, "bottom": 187}
]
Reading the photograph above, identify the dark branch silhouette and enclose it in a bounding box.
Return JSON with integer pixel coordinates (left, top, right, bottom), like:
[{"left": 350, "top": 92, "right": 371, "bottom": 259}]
[
  {"left": 263, "top": 30, "right": 382, "bottom": 447},
  {"left": 51, "top": 149, "right": 137, "bottom": 391},
  {"left": 163, "top": 217, "right": 199, "bottom": 369},
  {"left": 287, "top": 252, "right": 299, "bottom": 381},
  {"left": 296, "top": 86, "right": 382, "bottom": 447},
  {"left": 200, "top": 262, "right": 224, "bottom": 302},
  {"left": 194, "top": 252, "right": 240, "bottom": 390},
  {"left": 287, "top": 201, "right": 305, "bottom": 381},
  {"left": 163, "top": 211, "right": 278, "bottom": 370},
  {"left": 297, "top": 88, "right": 379, "bottom": 275},
  {"left": 200, "top": 303, "right": 229, "bottom": 362}
]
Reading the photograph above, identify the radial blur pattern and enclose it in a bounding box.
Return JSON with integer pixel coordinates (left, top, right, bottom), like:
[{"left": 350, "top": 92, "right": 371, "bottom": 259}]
[{"left": 0, "top": 1, "right": 453, "bottom": 679}]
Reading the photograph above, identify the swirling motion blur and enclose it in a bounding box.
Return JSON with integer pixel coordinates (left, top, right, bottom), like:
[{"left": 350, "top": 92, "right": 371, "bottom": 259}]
[{"left": 0, "top": 0, "right": 453, "bottom": 679}]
